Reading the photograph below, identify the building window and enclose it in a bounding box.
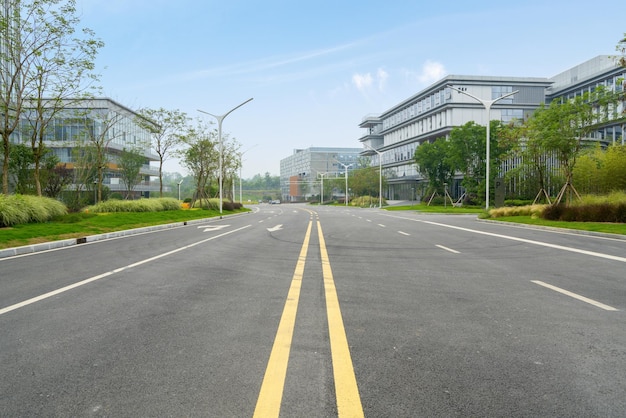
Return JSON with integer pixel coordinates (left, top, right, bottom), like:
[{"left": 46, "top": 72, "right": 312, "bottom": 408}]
[{"left": 492, "top": 86, "right": 514, "bottom": 104}]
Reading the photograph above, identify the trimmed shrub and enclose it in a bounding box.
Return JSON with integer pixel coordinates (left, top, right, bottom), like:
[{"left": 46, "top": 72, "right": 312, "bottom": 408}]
[{"left": 542, "top": 202, "right": 626, "bottom": 223}]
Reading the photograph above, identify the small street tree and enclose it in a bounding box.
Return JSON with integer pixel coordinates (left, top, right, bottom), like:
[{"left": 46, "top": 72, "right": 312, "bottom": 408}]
[
  {"left": 117, "top": 147, "right": 145, "bottom": 199},
  {"left": 136, "top": 108, "right": 189, "bottom": 197},
  {"left": 79, "top": 106, "right": 124, "bottom": 203},
  {"left": 179, "top": 120, "right": 219, "bottom": 208}
]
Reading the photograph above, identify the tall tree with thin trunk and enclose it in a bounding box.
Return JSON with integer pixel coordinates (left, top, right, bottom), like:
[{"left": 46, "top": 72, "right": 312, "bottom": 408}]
[
  {"left": 0, "top": 0, "right": 102, "bottom": 195},
  {"left": 136, "top": 108, "right": 189, "bottom": 197}
]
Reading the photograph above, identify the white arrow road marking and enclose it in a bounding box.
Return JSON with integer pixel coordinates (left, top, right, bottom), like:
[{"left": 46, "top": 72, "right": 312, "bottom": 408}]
[
  {"left": 436, "top": 244, "right": 460, "bottom": 254},
  {"left": 267, "top": 224, "right": 283, "bottom": 232},
  {"left": 197, "top": 225, "right": 230, "bottom": 232}
]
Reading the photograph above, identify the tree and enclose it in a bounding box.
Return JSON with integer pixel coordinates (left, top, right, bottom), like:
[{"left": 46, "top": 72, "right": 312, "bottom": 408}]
[
  {"left": 414, "top": 138, "right": 454, "bottom": 196},
  {"left": 348, "top": 165, "right": 382, "bottom": 198},
  {"left": 616, "top": 33, "right": 626, "bottom": 67},
  {"left": 136, "top": 108, "right": 189, "bottom": 197},
  {"left": 447, "top": 122, "right": 485, "bottom": 197},
  {"left": 221, "top": 138, "right": 241, "bottom": 202},
  {"left": 79, "top": 105, "right": 124, "bottom": 202},
  {"left": 43, "top": 161, "right": 72, "bottom": 198},
  {"left": 178, "top": 120, "right": 219, "bottom": 208},
  {"left": 602, "top": 144, "right": 626, "bottom": 192},
  {"left": 1, "top": 0, "right": 102, "bottom": 194},
  {"left": 525, "top": 87, "right": 621, "bottom": 204},
  {"left": 8, "top": 143, "right": 34, "bottom": 194},
  {"left": 21, "top": 0, "right": 102, "bottom": 196},
  {"left": 117, "top": 148, "right": 145, "bottom": 199},
  {"left": 572, "top": 144, "right": 603, "bottom": 195}
]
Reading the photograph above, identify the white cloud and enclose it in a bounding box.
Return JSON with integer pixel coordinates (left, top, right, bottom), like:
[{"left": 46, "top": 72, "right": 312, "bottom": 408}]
[
  {"left": 352, "top": 68, "right": 389, "bottom": 93},
  {"left": 352, "top": 72, "right": 373, "bottom": 91},
  {"left": 418, "top": 60, "right": 447, "bottom": 83},
  {"left": 376, "top": 68, "right": 389, "bottom": 92}
]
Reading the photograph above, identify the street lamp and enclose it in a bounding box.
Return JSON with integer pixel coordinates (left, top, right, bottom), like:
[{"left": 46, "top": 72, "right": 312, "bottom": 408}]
[
  {"left": 319, "top": 172, "right": 330, "bottom": 205},
  {"left": 447, "top": 85, "right": 518, "bottom": 210},
  {"left": 363, "top": 143, "right": 385, "bottom": 208},
  {"left": 198, "top": 97, "right": 253, "bottom": 217},
  {"left": 336, "top": 161, "right": 353, "bottom": 206},
  {"left": 177, "top": 179, "right": 184, "bottom": 201}
]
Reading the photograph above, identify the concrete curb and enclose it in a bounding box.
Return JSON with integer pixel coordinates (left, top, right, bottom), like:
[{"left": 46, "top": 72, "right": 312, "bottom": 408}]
[{"left": 0, "top": 212, "right": 250, "bottom": 260}]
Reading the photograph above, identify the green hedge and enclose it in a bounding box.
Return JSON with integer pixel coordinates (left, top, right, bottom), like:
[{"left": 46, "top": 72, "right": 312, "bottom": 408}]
[
  {"left": 543, "top": 203, "right": 626, "bottom": 223},
  {"left": 86, "top": 198, "right": 182, "bottom": 213},
  {"left": 0, "top": 194, "right": 68, "bottom": 227}
]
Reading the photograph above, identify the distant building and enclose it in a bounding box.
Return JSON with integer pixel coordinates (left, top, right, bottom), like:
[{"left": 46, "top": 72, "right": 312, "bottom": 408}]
[
  {"left": 21, "top": 98, "right": 161, "bottom": 198},
  {"left": 359, "top": 56, "right": 625, "bottom": 201},
  {"left": 280, "top": 147, "right": 362, "bottom": 202}
]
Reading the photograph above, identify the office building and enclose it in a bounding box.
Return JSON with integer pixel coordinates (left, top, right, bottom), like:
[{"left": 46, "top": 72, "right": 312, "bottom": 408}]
[
  {"left": 359, "top": 55, "right": 625, "bottom": 201},
  {"left": 280, "top": 147, "right": 362, "bottom": 202}
]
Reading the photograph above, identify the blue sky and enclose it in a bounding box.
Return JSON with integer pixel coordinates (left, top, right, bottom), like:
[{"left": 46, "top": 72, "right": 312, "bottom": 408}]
[{"left": 76, "top": 0, "right": 625, "bottom": 178}]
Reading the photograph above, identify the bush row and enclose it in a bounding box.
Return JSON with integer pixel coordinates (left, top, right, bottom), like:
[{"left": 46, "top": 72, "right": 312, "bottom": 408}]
[
  {"left": 0, "top": 194, "right": 67, "bottom": 227},
  {"left": 488, "top": 204, "right": 548, "bottom": 219},
  {"left": 86, "top": 198, "right": 182, "bottom": 213},
  {"left": 192, "top": 198, "right": 243, "bottom": 211},
  {"left": 543, "top": 203, "right": 626, "bottom": 223}
]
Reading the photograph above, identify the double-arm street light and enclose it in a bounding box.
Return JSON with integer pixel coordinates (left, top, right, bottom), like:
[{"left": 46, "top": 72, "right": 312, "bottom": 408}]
[
  {"left": 447, "top": 86, "right": 518, "bottom": 210},
  {"left": 318, "top": 172, "right": 330, "bottom": 205},
  {"left": 198, "top": 97, "right": 253, "bottom": 216},
  {"left": 177, "top": 179, "right": 184, "bottom": 201},
  {"left": 363, "top": 143, "right": 385, "bottom": 208},
  {"left": 336, "top": 161, "right": 353, "bottom": 206}
]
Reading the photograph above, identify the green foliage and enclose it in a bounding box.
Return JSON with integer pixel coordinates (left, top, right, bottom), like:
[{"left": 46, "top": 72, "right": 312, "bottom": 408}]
[
  {"left": 0, "top": 194, "right": 68, "bottom": 227},
  {"left": 414, "top": 138, "right": 453, "bottom": 194},
  {"left": 543, "top": 203, "right": 626, "bottom": 223},
  {"left": 117, "top": 147, "right": 146, "bottom": 198},
  {"left": 350, "top": 195, "right": 385, "bottom": 207},
  {"left": 86, "top": 198, "right": 181, "bottom": 213}
]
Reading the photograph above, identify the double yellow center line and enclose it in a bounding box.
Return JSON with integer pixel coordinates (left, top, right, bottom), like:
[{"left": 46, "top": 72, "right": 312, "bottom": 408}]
[{"left": 253, "top": 216, "right": 364, "bottom": 417}]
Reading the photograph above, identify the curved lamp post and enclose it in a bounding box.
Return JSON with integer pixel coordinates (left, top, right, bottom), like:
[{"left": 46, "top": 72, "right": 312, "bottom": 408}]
[
  {"left": 336, "top": 161, "right": 353, "bottom": 206},
  {"left": 319, "top": 172, "right": 330, "bottom": 205},
  {"left": 447, "top": 86, "right": 517, "bottom": 210},
  {"left": 363, "top": 143, "right": 385, "bottom": 208},
  {"left": 198, "top": 98, "right": 253, "bottom": 216}
]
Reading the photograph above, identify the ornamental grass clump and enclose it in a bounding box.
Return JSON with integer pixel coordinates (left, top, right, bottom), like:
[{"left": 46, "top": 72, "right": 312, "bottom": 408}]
[
  {"left": 488, "top": 204, "right": 547, "bottom": 219},
  {"left": 87, "top": 198, "right": 182, "bottom": 213},
  {"left": 0, "top": 194, "right": 67, "bottom": 227}
]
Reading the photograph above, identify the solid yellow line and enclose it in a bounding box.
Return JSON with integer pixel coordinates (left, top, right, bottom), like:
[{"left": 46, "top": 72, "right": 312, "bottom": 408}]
[
  {"left": 317, "top": 221, "right": 364, "bottom": 418},
  {"left": 253, "top": 220, "right": 313, "bottom": 417}
]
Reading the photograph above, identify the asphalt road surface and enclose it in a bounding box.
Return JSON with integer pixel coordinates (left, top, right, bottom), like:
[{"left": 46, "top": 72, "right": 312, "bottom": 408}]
[{"left": 1, "top": 204, "right": 625, "bottom": 417}]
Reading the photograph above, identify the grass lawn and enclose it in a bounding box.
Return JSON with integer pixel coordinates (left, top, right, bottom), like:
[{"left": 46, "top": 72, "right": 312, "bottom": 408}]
[
  {"left": 0, "top": 208, "right": 249, "bottom": 249},
  {"left": 488, "top": 215, "right": 626, "bottom": 236},
  {"left": 385, "top": 204, "right": 486, "bottom": 214}
]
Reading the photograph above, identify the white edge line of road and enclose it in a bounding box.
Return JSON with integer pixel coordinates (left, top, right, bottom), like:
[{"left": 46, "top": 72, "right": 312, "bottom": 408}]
[
  {"left": 0, "top": 225, "right": 251, "bottom": 316},
  {"left": 382, "top": 214, "right": 626, "bottom": 264},
  {"left": 531, "top": 280, "right": 619, "bottom": 311}
]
